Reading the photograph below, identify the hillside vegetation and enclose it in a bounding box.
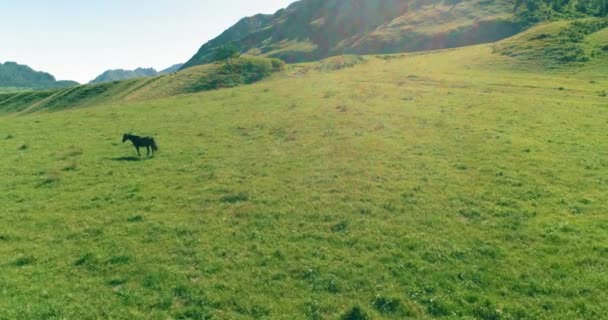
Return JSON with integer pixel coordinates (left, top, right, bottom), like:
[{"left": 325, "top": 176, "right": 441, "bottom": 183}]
[
  {"left": 1, "top": 35, "right": 607, "bottom": 319},
  {"left": 182, "top": 0, "right": 523, "bottom": 68},
  {"left": 0, "top": 62, "right": 79, "bottom": 89},
  {"left": 514, "top": 0, "right": 608, "bottom": 23},
  {"left": 4, "top": 16, "right": 605, "bottom": 116},
  {"left": 495, "top": 17, "right": 608, "bottom": 68},
  {"left": 0, "top": 57, "right": 283, "bottom": 115},
  {"left": 182, "top": 0, "right": 608, "bottom": 69}
]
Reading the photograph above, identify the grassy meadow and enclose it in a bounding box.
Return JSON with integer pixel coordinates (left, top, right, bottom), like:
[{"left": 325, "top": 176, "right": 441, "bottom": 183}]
[{"left": 1, "top": 38, "right": 608, "bottom": 319}]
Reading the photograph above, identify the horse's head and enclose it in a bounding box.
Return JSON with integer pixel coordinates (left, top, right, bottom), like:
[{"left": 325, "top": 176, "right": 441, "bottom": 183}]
[{"left": 122, "top": 134, "right": 129, "bottom": 143}]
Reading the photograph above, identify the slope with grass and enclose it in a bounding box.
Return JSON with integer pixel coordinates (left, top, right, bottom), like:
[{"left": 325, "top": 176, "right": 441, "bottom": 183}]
[
  {"left": 182, "top": 0, "right": 524, "bottom": 69},
  {"left": 494, "top": 18, "right": 608, "bottom": 68},
  {"left": 183, "top": 0, "right": 608, "bottom": 70},
  {"left": 0, "top": 57, "right": 284, "bottom": 115},
  {"left": 1, "top": 34, "right": 607, "bottom": 319}
]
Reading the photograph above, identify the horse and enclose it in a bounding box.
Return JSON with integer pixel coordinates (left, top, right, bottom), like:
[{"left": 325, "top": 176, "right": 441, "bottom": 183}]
[{"left": 122, "top": 134, "right": 158, "bottom": 157}]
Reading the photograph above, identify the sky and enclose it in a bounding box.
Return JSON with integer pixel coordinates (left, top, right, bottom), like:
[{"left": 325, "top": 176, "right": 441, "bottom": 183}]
[{"left": 0, "top": 0, "right": 295, "bottom": 83}]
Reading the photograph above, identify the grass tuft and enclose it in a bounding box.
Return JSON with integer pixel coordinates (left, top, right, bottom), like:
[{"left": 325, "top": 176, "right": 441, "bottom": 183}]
[
  {"left": 220, "top": 192, "right": 249, "bottom": 204},
  {"left": 340, "top": 306, "right": 369, "bottom": 320},
  {"left": 127, "top": 215, "right": 144, "bottom": 222},
  {"left": 12, "top": 256, "right": 35, "bottom": 267},
  {"left": 372, "top": 295, "right": 401, "bottom": 314}
]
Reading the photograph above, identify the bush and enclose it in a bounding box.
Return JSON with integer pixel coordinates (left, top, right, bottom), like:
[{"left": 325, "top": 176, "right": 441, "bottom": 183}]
[
  {"left": 373, "top": 296, "right": 401, "bottom": 314},
  {"left": 188, "top": 57, "right": 285, "bottom": 92},
  {"left": 341, "top": 306, "right": 369, "bottom": 320},
  {"left": 315, "top": 55, "right": 366, "bottom": 71},
  {"left": 222, "top": 57, "right": 285, "bottom": 81},
  {"left": 211, "top": 44, "right": 240, "bottom": 62},
  {"left": 220, "top": 191, "right": 249, "bottom": 203}
]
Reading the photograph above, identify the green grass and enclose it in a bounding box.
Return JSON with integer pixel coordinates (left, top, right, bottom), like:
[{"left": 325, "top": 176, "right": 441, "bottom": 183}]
[
  {"left": 184, "top": 0, "right": 522, "bottom": 68},
  {"left": 0, "top": 57, "right": 284, "bottom": 115},
  {"left": 1, "top": 40, "right": 608, "bottom": 319},
  {"left": 0, "top": 87, "right": 32, "bottom": 93},
  {"left": 494, "top": 18, "right": 608, "bottom": 68}
]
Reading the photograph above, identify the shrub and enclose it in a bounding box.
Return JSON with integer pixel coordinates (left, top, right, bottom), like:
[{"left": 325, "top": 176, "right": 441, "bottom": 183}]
[
  {"left": 12, "top": 256, "right": 35, "bottom": 267},
  {"left": 331, "top": 221, "right": 348, "bottom": 232},
  {"left": 341, "top": 306, "right": 369, "bottom": 320},
  {"left": 188, "top": 57, "right": 285, "bottom": 92},
  {"left": 373, "top": 296, "right": 401, "bottom": 314},
  {"left": 127, "top": 215, "right": 144, "bottom": 222},
  {"left": 316, "top": 55, "right": 366, "bottom": 71},
  {"left": 221, "top": 192, "right": 249, "bottom": 203},
  {"left": 473, "top": 300, "right": 501, "bottom": 320},
  {"left": 62, "top": 161, "right": 78, "bottom": 172},
  {"left": 40, "top": 172, "right": 60, "bottom": 186},
  {"left": 212, "top": 44, "right": 240, "bottom": 62},
  {"left": 530, "top": 33, "right": 551, "bottom": 40},
  {"left": 74, "top": 253, "right": 95, "bottom": 266}
]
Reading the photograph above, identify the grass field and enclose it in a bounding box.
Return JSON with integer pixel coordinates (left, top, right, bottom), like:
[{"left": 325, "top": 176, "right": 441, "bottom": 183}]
[{"left": 1, "top": 26, "right": 608, "bottom": 319}]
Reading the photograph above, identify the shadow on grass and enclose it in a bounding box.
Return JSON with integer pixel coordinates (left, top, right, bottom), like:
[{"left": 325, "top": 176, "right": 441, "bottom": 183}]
[{"left": 110, "top": 156, "right": 144, "bottom": 162}]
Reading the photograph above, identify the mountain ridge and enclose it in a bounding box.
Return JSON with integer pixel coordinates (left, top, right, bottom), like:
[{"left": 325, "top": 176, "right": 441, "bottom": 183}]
[
  {"left": 90, "top": 64, "right": 184, "bottom": 84},
  {"left": 182, "top": 0, "right": 608, "bottom": 70},
  {"left": 0, "top": 61, "right": 79, "bottom": 89},
  {"left": 182, "top": 0, "right": 521, "bottom": 69}
]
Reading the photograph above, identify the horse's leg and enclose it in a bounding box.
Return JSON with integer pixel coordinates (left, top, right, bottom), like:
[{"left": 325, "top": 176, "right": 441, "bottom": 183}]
[
  {"left": 146, "top": 146, "right": 150, "bottom": 156},
  {"left": 136, "top": 146, "right": 141, "bottom": 157}
]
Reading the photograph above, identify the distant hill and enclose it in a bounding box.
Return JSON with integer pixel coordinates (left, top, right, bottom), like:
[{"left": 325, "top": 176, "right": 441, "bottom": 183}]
[
  {"left": 0, "top": 57, "right": 282, "bottom": 114},
  {"left": 183, "top": 0, "right": 608, "bottom": 70},
  {"left": 158, "top": 63, "right": 184, "bottom": 75},
  {"left": 89, "top": 68, "right": 158, "bottom": 84},
  {"left": 90, "top": 64, "right": 183, "bottom": 84},
  {"left": 0, "top": 62, "right": 79, "bottom": 89}
]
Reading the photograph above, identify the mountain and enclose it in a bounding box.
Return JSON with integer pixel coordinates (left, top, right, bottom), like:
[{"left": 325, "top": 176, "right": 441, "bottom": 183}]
[
  {"left": 182, "top": 0, "right": 608, "bottom": 70},
  {"left": 182, "top": 0, "right": 521, "bottom": 69},
  {"left": 1, "top": 57, "right": 282, "bottom": 114},
  {"left": 0, "top": 61, "right": 79, "bottom": 89},
  {"left": 90, "top": 64, "right": 184, "bottom": 83},
  {"left": 89, "top": 68, "right": 158, "bottom": 84},
  {"left": 158, "top": 63, "right": 184, "bottom": 75}
]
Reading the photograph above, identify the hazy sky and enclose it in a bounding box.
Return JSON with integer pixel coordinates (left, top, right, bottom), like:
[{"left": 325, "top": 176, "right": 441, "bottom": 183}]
[{"left": 0, "top": 0, "right": 295, "bottom": 83}]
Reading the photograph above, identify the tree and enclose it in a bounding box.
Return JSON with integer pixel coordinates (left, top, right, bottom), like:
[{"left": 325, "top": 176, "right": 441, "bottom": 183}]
[
  {"left": 514, "top": 0, "right": 608, "bottom": 18},
  {"left": 212, "top": 44, "right": 240, "bottom": 62}
]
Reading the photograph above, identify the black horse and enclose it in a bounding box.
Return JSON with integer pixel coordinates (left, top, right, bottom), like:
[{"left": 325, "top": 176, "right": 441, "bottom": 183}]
[{"left": 122, "top": 134, "right": 158, "bottom": 157}]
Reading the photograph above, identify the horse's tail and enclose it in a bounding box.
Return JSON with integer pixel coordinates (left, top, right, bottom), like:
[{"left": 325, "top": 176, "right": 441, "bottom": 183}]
[{"left": 151, "top": 138, "right": 158, "bottom": 151}]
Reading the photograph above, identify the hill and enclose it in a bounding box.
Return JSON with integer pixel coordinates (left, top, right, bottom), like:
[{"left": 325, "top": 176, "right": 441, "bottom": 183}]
[
  {"left": 158, "top": 63, "right": 184, "bottom": 75},
  {"left": 90, "top": 68, "right": 158, "bottom": 84},
  {"left": 90, "top": 64, "right": 184, "bottom": 84},
  {"left": 181, "top": 0, "right": 519, "bottom": 69},
  {"left": 0, "top": 61, "right": 79, "bottom": 89},
  {"left": 0, "top": 57, "right": 283, "bottom": 114},
  {"left": 1, "top": 27, "right": 608, "bottom": 318},
  {"left": 183, "top": 0, "right": 608, "bottom": 69},
  {"left": 494, "top": 18, "right": 608, "bottom": 68},
  {"left": 3, "top": 17, "right": 606, "bottom": 115}
]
